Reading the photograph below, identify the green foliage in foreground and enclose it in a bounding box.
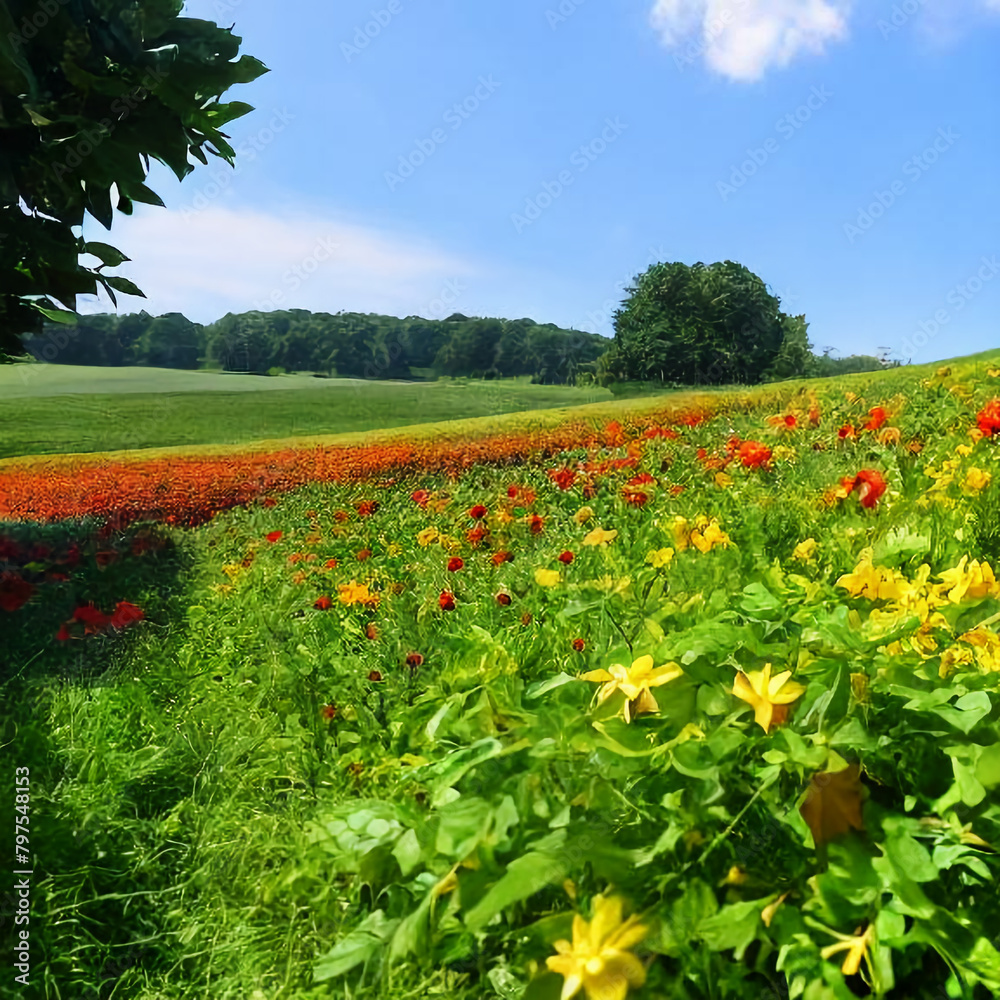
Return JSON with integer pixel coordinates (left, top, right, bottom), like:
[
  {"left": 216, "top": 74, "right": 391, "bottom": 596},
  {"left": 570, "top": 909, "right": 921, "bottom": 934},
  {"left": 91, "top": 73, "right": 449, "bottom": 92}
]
[
  {"left": 0, "top": 371, "right": 614, "bottom": 459},
  {"left": 3, "top": 358, "right": 1000, "bottom": 999}
]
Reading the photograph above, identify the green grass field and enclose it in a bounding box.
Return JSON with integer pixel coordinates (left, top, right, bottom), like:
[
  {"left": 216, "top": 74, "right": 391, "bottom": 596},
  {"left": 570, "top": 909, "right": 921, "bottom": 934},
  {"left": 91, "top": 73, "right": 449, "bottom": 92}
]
[{"left": 0, "top": 363, "right": 615, "bottom": 460}]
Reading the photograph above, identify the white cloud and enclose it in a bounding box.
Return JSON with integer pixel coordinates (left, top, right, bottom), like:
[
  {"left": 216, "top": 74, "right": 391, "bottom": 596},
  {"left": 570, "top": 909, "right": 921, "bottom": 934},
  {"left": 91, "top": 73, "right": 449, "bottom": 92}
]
[
  {"left": 651, "top": 0, "right": 1000, "bottom": 80},
  {"left": 78, "top": 202, "right": 478, "bottom": 323},
  {"left": 651, "top": 0, "right": 852, "bottom": 81}
]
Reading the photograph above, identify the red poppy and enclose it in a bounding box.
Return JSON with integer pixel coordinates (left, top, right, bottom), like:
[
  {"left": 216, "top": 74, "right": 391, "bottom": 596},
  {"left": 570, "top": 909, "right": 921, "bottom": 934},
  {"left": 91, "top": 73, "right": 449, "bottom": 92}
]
[
  {"left": 670, "top": 485, "right": 686, "bottom": 496},
  {"left": 520, "top": 488, "right": 537, "bottom": 506},
  {"left": 838, "top": 424, "right": 856, "bottom": 440},
  {"left": 622, "top": 489, "right": 649, "bottom": 507},
  {"left": 492, "top": 550, "right": 513, "bottom": 566},
  {"left": 110, "top": 601, "right": 144, "bottom": 629},
  {"left": 405, "top": 651, "right": 424, "bottom": 669},
  {"left": 0, "top": 572, "right": 35, "bottom": 613},
  {"left": 572, "top": 638, "right": 586, "bottom": 652},
  {"left": 679, "top": 412, "right": 705, "bottom": 428},
  {"left": 864, "top": 407, "right": 888, "bottom": 431},
  {"left": 468, "top": 504, "right": 488, "bottom": 519},
  {"left": 466, "top": 524, "right": 488, "bottom": 546},
  {"left": 266, "top": 531, "right": 283, "bottom": 543},
  {"left": 262, "top": 497, "right": 278, "bottom": 508},
  {"left": 56, "top": 624, "right": 72, "bottom": 642},
  {"left": 411, "top": 489, "right": 431, "bottom": 508},
  {"left": 288, "top": 553, "right": 305, "bottom": 565},
  {"left": 439, "top": 590, "right": 456, "bottom": 611},
  {"left": 357, "top": 549, "right": 372, "bottom": 561},
  {"left": 495, "top": 592, "right": 511, "bottom": 606},
  {"left": 644, "top": 426, "right": 678, "bottom": 440},
  {"left": 357, "top": 501, "right": 379, "bottom": 517},
  {"left": 550, "top": 467, "right": 577, "bottom": 491},
  {"left": 314, "top": 595, "right": 333, "bottom": 610},
  {"left": 627, "top": 472, "right": 655, "bottom": 486},
  {"left": 977, "top": 400, "right": 1000, "bottom": 436},
  {"left": 72, "top": 603, "right": 111, "bottom": 634},
  {"left": 808, "top": 404, "right": 821, "bottom": 427},
  {"left": 604, "top": 420, "right": 626, "bottom": 447},
  {"left": 507, "top": 485, "right": 519, "bottom": 499},
  {"left": 321, "top": 703, "right": 337, "bottom": 720},
  {"left": 737, "top": 441, "right": 772, "bottom": 470},
  {"left": 447, "top": 557, "right": 464, "bottom": 572},
  {"left": 558, "top": 550, "right": 574, "bottom": 565},
  {"left": 852, "top": 469, "right": 887, "bottom": 508},
  {"left": 325, "top": 558, "right": 338, "bottom": 569},
  {"left": 528, "top": 514, "right": 545, "bottom": 535}
]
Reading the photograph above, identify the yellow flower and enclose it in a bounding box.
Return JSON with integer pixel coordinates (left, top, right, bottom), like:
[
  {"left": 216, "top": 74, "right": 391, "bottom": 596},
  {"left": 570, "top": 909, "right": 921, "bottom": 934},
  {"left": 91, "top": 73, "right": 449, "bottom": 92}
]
[
  {"left": 573, "top": 505, "right": 595, "bottom": 525},
  {"left": 958, "top": 627, "right": 1000, "bottom": 672},
  {"left": 714, "top": 472, "right": 733, "bottom": 488},
  {"left": 732, "top": 663, "right": 806, "bottom": 733},
  {"left": 221, "top": 562, "right": 243, "bottom": 580},
  {"left": 938, "top": 556, "right": 1000, "bottom": 603},
  {"left": 939, "top": 645, "right": 976, "bottom": 679},
  {"left": 989, "top": 368, "right": 1000, "bottom": 378},
  {"left": 535, "top": 567, "right": 562, "bottom": 588},
  {"left": 546, "top": 894, "right": 648, "bottom": 1000},
  {"left": 690, "top": 519, "right": 730, "bottom": 553},
  {"left": 417, "top": 527, "right": 439, "bottom": 547},
  {"left": 583, "top": 527, "right": 618, "bottom": 547},
  {"left": 835, "top": 549, "right": 907, "bottom": 601},
  {"left": 496, "top": 509, "right": 514, "bottom": 525},
  {"left": 963, "top": 467, "right": 991, "bottom": 493},
  {"left": 969, "top": 427, "right": 986, "bottom": 443},
  {"left": 772, "top": 445, "right": 798, "bottom": 463},
  {"left": 211, "top": 583, "right": 234, "bottom": 596},
  {"left": 581, "top": 654, "right": 683, "bottom": 723},
  {"left": 820, "top": 924, "right": 875, "bottom": 978},
  {"left": 337, "top": 580, "right": 379, "bottom": 606},
  {"left": 645, "top": 547, "right": 674, "bottom": 569},
  {"left": 792, "top": 538, "right": 817, "bottom": 562},
  {"left": 386, "top": 543, "right": 402, "bottom": 557},
  {"left": 955, "top": 444, "right": 974, "bottom": 457},
  {"left": 671, "top": 516, "right": 690, "bottom": 552},
  {"left": 761, "top": 892, "right": 789, "bottom": 928}
]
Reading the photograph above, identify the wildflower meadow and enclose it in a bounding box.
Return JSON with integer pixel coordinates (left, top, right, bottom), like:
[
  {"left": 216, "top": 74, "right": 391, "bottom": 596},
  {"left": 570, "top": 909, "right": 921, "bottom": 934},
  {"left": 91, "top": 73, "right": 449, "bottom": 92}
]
[{"left": 3, "top": 355, "right": 1000, "bottom": 1000}]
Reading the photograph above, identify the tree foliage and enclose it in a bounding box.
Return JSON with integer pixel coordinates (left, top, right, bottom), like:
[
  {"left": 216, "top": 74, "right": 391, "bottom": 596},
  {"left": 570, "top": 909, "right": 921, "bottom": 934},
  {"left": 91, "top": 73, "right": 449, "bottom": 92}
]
[
  {"left": 0, "top": 0, "right": 266, "bottom": 359},
  {"left": 24, "top": 308, "right": 610, "bottom": 383}
]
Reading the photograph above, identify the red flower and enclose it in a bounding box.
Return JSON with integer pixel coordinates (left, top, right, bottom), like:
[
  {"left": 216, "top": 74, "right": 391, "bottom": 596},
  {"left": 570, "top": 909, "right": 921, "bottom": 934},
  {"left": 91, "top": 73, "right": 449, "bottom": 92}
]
[
  {"left": 72, "top": 603, "right": 111, "bottom": 634},
  {"left": 644, "top": 426, "right": 678, "bottom": 440},
  {"left": 447, "top": 557, "right": 464, "bottom": 572},
  {"left": 266, "top": 531, "right": 283, "bottom": 543},
  {"left": 468, "top": 504, "right": 488, "bottom": 519},
  {"left": 520, "top": 488, "right": 537, "bottom": 506},
  {"left": 550, "top": 467, "right": 577, "bottom": 491},
  {"left": 334, "top": 510, "right": 350, "bottom": 523},
  {"left": 321, "top": 703, "right": 337, "bottom": 720},
  {"left": 367, "top": 670, "right": 383, "bottom": 682},
  {"left": 558, "top": 550, "right": 574, "bottom": 565},
  {"left": 314, "top": 595, "right": 333, "bottom": 610},
  {"left": 492, "top": 550, "right": 513, "bottom": 566},
  {"left": 356, "top": 548, "right": 371, "bottom": 561},
  {"left": 670, "top": 485, "right": 686, "bottom": 496},
  {"left": 784, "top": 413, "right": 797, "bottom": 428},
  {"left": 572, "top": 638, "right": 586, "bottom": 652},
  {"left": 604, "top": 420, "right": 626, "bottom": 447},
  {"left": 737, "top": 441, "right": 772, "bottom": 470},
  {"left": 411, "top": 489, "right": 431, "bottom": 508},
  {"left": 853, "top": 469, "right": 887, "bottom": 509},
  {"left": 0, "top": 572, "right": 35, "bottom": 613},
  {"left": 356, "top": 501, "right": 379, "bottom": 517},
  {"left": 495, "top": 592, "right": 511, "bottom": 606},
  {"left": 466, "top": 524, "right": 488, "bottom": 546},
  {"left": 110, "top": 601, "right": 144, "bottom": 629},
  {"left": 56, "top": 624, "right": 72, "bottom": 642},
  {"left": 622, "top": 489, "right": 649, "bottom": 507},
  {"left": 528, "top": 514, "right": 545, "bottom": 535},
  {"left": 808, "top": 404, "right": 821, "bottom": 427},
  {"left": 288, "top": 553, "right": 305, "bottom": 565},
  {"left": 507, "top": 485, "right": 519, "bottom": 499},
  {"left": 439, "top": 590, "right": 456, "bottom": 611},
  {"left": 977, "top": 400, "right": 1000, "bottom": 436},
  {"left": 405, "top": 651, "right": 424, "bottom": 669},
  {"left": 325, "top": 558, "right": 339, "bottom": 569},
  {"left": 627, "top": 472, "right": 655, "bottom": 486},
  {"left": 864, "top": 407, "right": 888, "bottom": 431},
  {"left": 262, "top": 497, "right": 278, "bottom": 508},
  {"left": 838, "top": 424, "right": 856, "bottom": 440}
]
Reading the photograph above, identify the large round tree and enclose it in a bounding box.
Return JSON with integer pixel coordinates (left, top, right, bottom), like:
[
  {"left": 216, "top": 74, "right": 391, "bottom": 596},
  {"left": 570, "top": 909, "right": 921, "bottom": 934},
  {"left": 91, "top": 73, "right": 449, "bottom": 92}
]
[
  {"left": 0, "top": 0, "right": 266, "bottom": 360},
  {"left": 606, "top": 260, "right": 789, "bottom": 385}
]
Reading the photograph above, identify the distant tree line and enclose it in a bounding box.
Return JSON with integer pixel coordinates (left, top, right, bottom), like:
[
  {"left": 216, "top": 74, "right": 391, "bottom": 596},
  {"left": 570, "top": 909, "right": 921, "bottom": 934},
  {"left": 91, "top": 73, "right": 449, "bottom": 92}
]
[{"left": 24, "top": 309, "right": 609, "bottom": 384}]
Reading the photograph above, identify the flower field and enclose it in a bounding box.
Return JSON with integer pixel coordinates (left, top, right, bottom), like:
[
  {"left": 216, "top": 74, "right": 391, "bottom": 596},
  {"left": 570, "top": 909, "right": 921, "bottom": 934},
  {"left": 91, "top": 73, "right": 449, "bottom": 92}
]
[{"left": 3, "top": 357, "right": 1000, "bottom": 1000}]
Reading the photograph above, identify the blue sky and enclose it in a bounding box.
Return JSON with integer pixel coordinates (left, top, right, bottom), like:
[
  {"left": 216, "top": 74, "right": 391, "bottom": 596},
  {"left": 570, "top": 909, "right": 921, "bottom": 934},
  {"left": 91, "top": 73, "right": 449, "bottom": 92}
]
[{"left": 81, "top": 0, "right": 999, "bottom": 365}]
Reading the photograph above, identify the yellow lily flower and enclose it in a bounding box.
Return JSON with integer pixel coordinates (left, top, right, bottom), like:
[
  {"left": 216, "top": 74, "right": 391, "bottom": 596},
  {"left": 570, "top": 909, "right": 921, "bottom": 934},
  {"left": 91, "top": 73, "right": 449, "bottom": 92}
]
[
  {"left": 732, "top": 663, "right": 806, "bottom": 733},
  {"left": 546, "top": 894, "right": 648, "bottom": 1000},
  {"left": 416, "top": 527, "right": 439, "bottom": 547},
  {"left": 671, "top": 516, "right": 691, "bottom": 551},
  {"left": 820, "top": 924, "right": 875, "bottom": 977},
  {"left": 958, "top": 627, "right": 1000, "bottom": 672},
  {"left": 535, "top": 567, "right": 562, "bottom": 588},
  {"left": 938, "top": 556, "right": 1000, "bottom": 603},
  {"left": 581, "top": 655, "right": 683, "bottom": 723},
  {"left": 690, "top": 519, "right": 730, "bottom": 553},
  {"left": 835, "top": 549, "right": 907, "bottom": 601},
  {"left": 645, "top": 547, "right": 674, "bottom": 569},
  {"left": 574, "top": 505, "right": 595, "bottom": 525},
  {"left": 963, "top": 467, "right": 991, "bottom": 493},
  {"left": 792, "top": 538, "right": 817, "bottom": 562},
  {"left": 583, "top": 527, "right": 618, "bottom": 547}
]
